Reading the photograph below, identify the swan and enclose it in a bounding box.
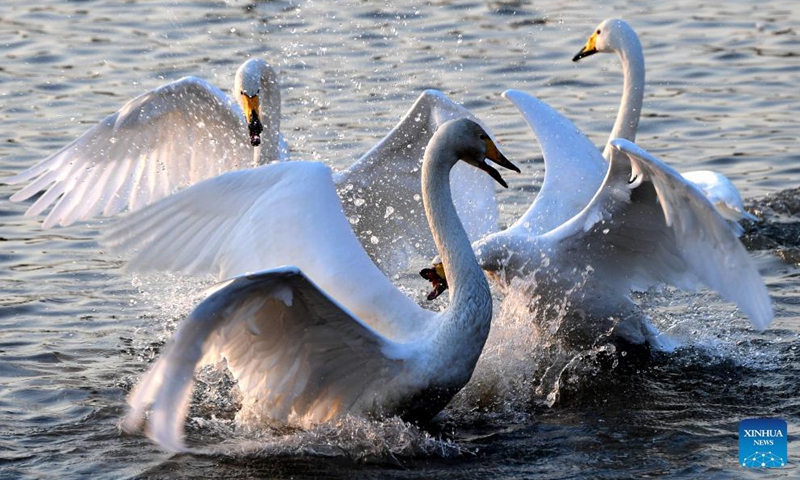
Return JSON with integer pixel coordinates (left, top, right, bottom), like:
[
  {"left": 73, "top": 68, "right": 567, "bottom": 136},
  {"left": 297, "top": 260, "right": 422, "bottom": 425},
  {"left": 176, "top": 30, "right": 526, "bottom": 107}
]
[
  {"left": 3, "top": 84, "right": 500, "bottom": 276},
  {"left": 572, "top": 18, "right": 756, "bottom": 224},
  {"left": 120, "top": 118, "right": 520, "bottom": 451},
  {"left": 2, "top": 58, "right": 289, "bottom": 229},
  {"left": 423, "top": 91, "right": 772, "bottom": 349}
]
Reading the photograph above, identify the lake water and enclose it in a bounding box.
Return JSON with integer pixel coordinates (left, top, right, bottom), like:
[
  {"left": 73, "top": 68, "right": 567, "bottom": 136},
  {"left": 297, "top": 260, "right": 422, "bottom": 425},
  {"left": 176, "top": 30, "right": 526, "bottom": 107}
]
[{"left": 1, "top": 0, "right": 799, "bottom": 478}]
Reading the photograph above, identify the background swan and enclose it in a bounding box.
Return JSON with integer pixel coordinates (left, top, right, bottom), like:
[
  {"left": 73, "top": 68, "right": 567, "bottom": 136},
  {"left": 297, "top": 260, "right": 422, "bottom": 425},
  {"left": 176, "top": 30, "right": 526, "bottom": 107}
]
[
  {"left": 572, "top": 18, "right": 756, "bottom": 225},
  {"left": 3, "top": 84, "right": 499, "bottom": 276},
  {"left": 428, "top": 91, "right": 772, "bottom": 349},
  {"left": 121, "top": 118, "right": 519, "bottom": 452},
  {"left": 2, "top": 58, "right": 289, "bottom": 229}
]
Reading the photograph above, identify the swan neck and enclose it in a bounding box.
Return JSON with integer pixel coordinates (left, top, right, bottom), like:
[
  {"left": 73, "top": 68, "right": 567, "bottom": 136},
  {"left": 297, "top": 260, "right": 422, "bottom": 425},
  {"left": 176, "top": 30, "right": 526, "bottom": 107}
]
[
  {"left": 421, "top": 136, "right": 492, "bottom": 370},
  {"left": 605, "top": 31, "right": 645, "bottom": 157},
  {"left": 258, "top": 70, "right": 282, "bottom": 164}
]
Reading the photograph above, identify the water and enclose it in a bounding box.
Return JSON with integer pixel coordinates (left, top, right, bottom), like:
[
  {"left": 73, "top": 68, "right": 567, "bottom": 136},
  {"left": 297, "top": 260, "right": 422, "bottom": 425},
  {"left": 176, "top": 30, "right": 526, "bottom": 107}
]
[{"left": 1, "top": 0, "right": 799, "bottom": 478}]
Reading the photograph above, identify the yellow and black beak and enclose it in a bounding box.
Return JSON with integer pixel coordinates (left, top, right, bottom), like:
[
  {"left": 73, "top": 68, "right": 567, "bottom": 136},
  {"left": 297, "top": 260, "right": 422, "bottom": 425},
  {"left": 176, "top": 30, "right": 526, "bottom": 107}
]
[
  {"left": 572, "top": 31, "right": 599, "bottom": 62},
  {"left": 420, "top": 262, "right": 448, "bottom": 301},
  {"left": 477, "top": 136, "right": 520, "bottom": 189},
  {"left": 242, "top": 93, "right": 263, "bottom": 146}
]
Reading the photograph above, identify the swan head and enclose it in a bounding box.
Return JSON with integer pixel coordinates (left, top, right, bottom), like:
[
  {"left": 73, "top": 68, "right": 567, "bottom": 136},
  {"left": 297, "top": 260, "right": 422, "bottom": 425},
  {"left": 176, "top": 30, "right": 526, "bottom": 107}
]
[
  {"left": 572, "top": 18, "right": 634, "bottom": 61},
  {"left": 234, "top": 58, "right": 276, "bottom": 147},
  {"left": 435, "top": 118, "right": 520, "bottom": 188}
]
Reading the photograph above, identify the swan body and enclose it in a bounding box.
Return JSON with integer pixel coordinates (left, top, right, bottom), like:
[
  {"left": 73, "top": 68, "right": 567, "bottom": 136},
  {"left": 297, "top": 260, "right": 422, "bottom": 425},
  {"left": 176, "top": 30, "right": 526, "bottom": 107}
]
[
  {"left": 2, "top": 59, "right": 289, "bottom": 229},
  {"left": 438, "top": 91, "right": 771, "bottom": 349},
  {"left": 573, "top": 18, "right": 755, "bottom": 225},
  {"left": 121, "top": 118, "right": 518, "bottom": 452}
]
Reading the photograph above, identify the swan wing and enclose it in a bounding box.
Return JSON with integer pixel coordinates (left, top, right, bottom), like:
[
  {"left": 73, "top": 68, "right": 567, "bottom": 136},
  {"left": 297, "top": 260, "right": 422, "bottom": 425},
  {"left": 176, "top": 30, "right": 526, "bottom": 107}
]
[
  {"left": 543, "top": 138, "right": 772, "bottom": 330},
  {"left": 503, "top": 89, "right": 607, "bottom": 235},
  {"left": 122, "top": 266, "right": 406, "bottom": 451},
  {"left": 334, "top": 89, "right": 499, "bottom": 274},
  {"left": 102, "top": 161, "right": 424, "bottom": 335},
  {"left": 3, "top": 76, "right": 256, "bottom": 228},
  {"left": 102, "top": 162, "right": 341, "bottom": 279}
]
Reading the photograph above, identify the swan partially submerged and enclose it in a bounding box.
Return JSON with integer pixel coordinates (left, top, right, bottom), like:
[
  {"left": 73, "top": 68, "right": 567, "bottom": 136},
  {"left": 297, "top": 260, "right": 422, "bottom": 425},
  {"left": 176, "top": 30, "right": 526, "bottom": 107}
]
[
  {"left": 572, "top": 18, "right": 756, "bottom": 225},
  {"left": 423, "top": 91, "right": 772, "bottom": 349},
  {"left": 121, "top": 118, "right": 520, "bottom": 451}
]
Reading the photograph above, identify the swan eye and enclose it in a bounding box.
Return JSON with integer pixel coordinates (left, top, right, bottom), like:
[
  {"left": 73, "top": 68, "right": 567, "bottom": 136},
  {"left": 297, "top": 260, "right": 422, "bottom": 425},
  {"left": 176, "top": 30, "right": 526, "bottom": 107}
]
[
  {"left": 596, "top": 29, "right": 601, "bottom": 35},
  {"left": 479, "top": 134, "right": 488, "bottom": 140}
]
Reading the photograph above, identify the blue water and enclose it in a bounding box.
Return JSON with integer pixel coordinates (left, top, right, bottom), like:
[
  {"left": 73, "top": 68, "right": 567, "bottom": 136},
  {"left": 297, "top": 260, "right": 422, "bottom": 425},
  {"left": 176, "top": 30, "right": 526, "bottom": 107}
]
[{"left": 1, "top": 0, "right": 799, "bottom": 478}]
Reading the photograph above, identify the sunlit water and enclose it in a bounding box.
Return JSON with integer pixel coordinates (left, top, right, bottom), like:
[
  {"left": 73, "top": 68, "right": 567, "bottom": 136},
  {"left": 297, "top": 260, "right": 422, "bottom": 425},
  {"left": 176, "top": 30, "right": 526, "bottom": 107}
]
[{"left": 1, "top": 1, "right": 799, "bottom": 478}]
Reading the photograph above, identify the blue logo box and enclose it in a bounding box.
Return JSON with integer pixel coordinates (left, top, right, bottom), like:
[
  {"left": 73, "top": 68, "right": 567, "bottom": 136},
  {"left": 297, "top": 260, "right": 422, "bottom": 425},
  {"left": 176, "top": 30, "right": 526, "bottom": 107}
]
[{"left": 739, "top": 418, "right": 787, "bottom": 468}]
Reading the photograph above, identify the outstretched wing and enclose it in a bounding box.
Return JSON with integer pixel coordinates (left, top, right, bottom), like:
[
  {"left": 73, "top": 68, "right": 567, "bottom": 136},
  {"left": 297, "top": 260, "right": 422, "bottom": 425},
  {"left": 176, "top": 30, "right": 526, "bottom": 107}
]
[
  {"left": 503, "top": 89, "right": 607, "bottom": 236},
  {"left": 122, "top": 267, "right": 405, "bottom": 452},
  {"left": 102, "top": 161, "right": 425, "bottom": 337},
  {"left": 543, "top": 138, "right": 772, "bottom": 330},
  {"left": 334, "top": 89, "right": 499, "bottom": 275},
  {"left": 3, "top": 77, "right": 261, "bottom": 228}
]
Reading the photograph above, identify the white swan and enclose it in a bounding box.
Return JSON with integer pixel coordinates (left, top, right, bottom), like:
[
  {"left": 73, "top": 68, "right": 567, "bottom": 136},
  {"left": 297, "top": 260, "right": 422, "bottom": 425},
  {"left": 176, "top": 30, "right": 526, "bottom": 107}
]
[
  {"left": 120, "top": 118, "right": 520, "bottom": 451},
  {"left": 425, "top": 91, "right": 772, "bottom": 348},
  {"left": 2, "top": 58, "right": 289, "bottom": 229},
  {"left": 3, "top": 84, "right": 499, "bottom": 276},
  {"left": 573, "top": 18, "right": 756, "bottom": 224}
]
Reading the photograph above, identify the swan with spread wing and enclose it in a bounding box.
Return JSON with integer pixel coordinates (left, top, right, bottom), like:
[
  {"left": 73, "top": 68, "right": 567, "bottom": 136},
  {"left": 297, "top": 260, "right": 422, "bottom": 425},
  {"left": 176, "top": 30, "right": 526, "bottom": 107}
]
[
  {"left": 120, "top": 118, "right": 520, "bottom": 452},
  {"left": 424, "top": 91, "right": 772, "bottom": 349},
  {"left": 3, "top": 58, "right": 289, "bottom": 229},
  {"left": 573, "top": 18, "right": 756, "bottom": 225}
]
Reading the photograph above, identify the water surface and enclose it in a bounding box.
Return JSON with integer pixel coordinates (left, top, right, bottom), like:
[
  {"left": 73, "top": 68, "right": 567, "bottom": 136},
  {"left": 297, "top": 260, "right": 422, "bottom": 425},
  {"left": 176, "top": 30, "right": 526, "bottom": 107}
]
[{"left": 1, "top": 0, "right": 799, "bottom": 478}]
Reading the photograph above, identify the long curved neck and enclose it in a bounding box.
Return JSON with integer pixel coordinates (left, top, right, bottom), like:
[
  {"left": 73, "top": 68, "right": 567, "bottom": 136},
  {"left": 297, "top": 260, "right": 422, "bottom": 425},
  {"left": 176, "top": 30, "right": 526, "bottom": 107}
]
[
  {"left": 421, "top": 140, "right": 492, "bottom": 371},
  {"left": 603, "top": 30, "right": 645, "bottom": 159},
  {"left": 258, "top": 71, "right": 282, "bottom": 164}
]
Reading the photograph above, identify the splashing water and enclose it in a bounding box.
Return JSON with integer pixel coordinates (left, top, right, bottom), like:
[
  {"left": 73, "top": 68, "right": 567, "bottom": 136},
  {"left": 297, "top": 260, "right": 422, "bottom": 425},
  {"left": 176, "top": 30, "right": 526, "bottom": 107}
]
[
  {"left": 118, "top": 259, "right": 784, "bottom": 462},
  {"left": 196, "top": 415, "right": 469, "bottom": 462},
  {"left": 449, "top": 265, "right": 618, "bottom": 422}
]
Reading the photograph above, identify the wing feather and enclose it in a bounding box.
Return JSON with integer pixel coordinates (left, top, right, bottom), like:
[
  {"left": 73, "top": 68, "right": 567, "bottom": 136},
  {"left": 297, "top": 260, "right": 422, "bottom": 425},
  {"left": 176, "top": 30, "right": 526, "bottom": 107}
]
[
  {"left": 611, "top": 140, "right": 772, "bottom": 329},
  {"left": 502, "top": 89, "right": 607, "bottom": 235},
  {"left": 3, "top": 76, "right": 254, "bottom": 227},
  {"left": 335, "top": 89, "right": 500, "bottom": 274},
  {"left": 102, "top": 162, "right": 426, "bottom": 337},
  {"left": 541, "top": 139, "right": 772, "bottom": 330},
  {"left": 122, "top": 267, "right": 406, "bottom": 451}
]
